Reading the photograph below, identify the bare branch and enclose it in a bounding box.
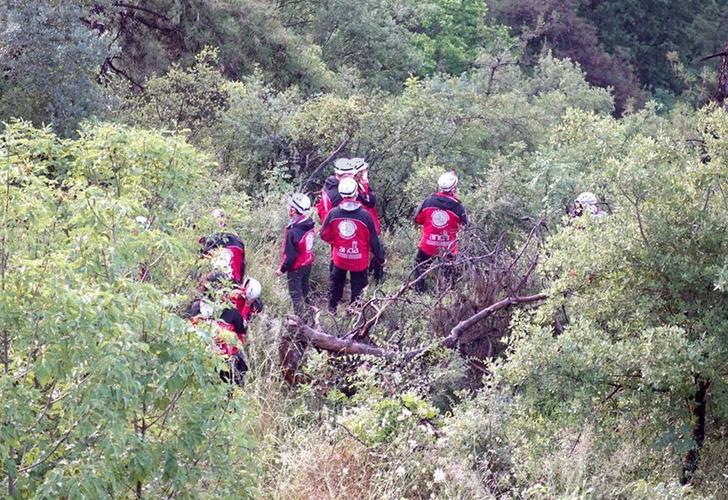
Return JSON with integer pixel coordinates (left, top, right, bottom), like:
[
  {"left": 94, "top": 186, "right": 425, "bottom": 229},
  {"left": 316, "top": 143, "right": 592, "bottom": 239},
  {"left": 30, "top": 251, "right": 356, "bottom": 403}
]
[
  {"left": 442, "top": 293, "right": 548, "bottom": 348},
  {"left": 301, "top": 138, "right": 350, "bottom": 191},
  {"left": 287, "top": 318, "right": 389, "bottom": 357}
]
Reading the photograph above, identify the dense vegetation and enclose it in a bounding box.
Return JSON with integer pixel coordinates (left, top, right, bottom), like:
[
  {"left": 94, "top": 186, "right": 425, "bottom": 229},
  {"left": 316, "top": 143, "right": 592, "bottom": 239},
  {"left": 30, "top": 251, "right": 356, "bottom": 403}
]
[{"left": 2, "top": 0, "right": 728, "bottom": 497}]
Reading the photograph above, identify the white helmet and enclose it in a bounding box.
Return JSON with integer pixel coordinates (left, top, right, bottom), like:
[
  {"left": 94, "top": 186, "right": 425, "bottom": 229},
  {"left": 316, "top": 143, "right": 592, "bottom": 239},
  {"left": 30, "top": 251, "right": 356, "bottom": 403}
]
[
  {"left": 349, "top": 157, "right": 368, "bottom": 173},
  {"left": 576, "top": 192, "right": 598, "bottom": 207},
  {"left": 211, "top": 208, "right": 226, "bottom": 228},
  {"left": 438, "top": 171, "right": 458, "bottom": 192},
  {"left": 333, "top": 158, "right": 356, "bottom": 176},
  {"left": 288, "top": 193, "right": 311, "bottom": 214},
  {"left": 243, "top": 277, "right": 262, "bottom": 300},
  {"left": 199, "top": 300, "right": 214, "bottom": 319},
  {"left": 135, "top": 215, "right": 149, "bottom": 229},
  {"left": 338, "top": 177, "right": 358, "bottom": 198}
]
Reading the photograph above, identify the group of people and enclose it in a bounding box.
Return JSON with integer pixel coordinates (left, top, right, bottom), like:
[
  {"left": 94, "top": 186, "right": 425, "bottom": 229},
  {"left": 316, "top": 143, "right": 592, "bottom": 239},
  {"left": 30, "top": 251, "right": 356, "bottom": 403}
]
[
  {"left": 190, "top": 209, "right": 264, "bottom": 386},
  {"left": 189, "top": 156, "right": 606, "bottom": 386},
  {"left": 276, "top": 158, "right": 469, "bottom": 314},
  {"left": 274, "top": 157, "right": 386, "bottom": 316}
]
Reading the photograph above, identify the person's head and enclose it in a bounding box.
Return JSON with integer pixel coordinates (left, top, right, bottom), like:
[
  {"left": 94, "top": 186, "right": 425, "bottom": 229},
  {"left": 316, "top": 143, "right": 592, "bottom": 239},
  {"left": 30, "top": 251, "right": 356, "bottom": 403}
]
[
  {"left": 288, "top": 193, "right": 311, "bottom": 217},
  {"left": 211, "top": 208, "right": 226, "bottom": 228},
  {"left": 242, "top": 277, "right": 262, "bottom": 303},
  {"left": 575, "top": 192, "right": 598, "bottom": 214},
  {"left": 338, "top": 177, "right": 358, "bottom": 201},
  {"left": 350, "top": 157, "right": 368, "bottom": 182},
  {"left": 437, "top": 171, "right": 458, "bottom": 194},
  {"left": 135, "top": 215, "right": 149, "bottom": 230},
  {"left": 333, "top": 158, "right": 356, "bottom": 179}
]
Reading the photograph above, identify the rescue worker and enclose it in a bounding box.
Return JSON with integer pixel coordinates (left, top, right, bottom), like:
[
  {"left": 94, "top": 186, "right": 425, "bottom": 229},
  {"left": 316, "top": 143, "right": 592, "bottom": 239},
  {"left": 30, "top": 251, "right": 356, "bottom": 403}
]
[
  {"left": 199, "top": 208, "right": 246, "bottom": 283},
  {"left": 275, "top": 193, "right": 316, "bottom": 317},
  {"left": 315, "top": 158, "right": 356, "bottom": 222},
  {"left": 189, "top": 272, "right": 261, "bottom": 386},
  {"left": 351, "top": 157, "right": 384, "bottom": 283},
  {"left": 230, "top": 276, "right": 264, "bottom": 323},
  {"left": 320, "top": 177, "right": 385, "bottom": 313},
  {"left": 315, "top": 158, "right": 378, "bottom": 223},
  {"left": 571, "top": 191, "right": 607, "bottom": 219},
  {"left": 413, "top": 171, "right": 468, "bottom": 292}
]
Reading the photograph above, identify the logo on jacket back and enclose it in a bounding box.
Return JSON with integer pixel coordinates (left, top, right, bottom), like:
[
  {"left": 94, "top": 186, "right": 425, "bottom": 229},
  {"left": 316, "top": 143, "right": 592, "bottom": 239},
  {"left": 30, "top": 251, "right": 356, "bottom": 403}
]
[
  {"left": 431, "top": 210, "right": 450, "bottom": 228},
  {"left": 304, "top": 232, "right": 315, "bottom": 251},
  {"left": 338, "top": 220, "right": 357, "bottom": 239},
  {"left": 337, "top": 241, "right": 360, "bottom": 259}
]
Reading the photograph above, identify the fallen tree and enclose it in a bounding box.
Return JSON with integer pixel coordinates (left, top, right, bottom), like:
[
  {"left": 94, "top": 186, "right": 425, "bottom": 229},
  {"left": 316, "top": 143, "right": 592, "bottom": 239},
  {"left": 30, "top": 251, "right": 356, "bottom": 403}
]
[
  {"left": 279, "top": 223, "right": 550, "bottom": 383},
  {"left": 281, "top": 292, "right": 548, "bottom": 380}
]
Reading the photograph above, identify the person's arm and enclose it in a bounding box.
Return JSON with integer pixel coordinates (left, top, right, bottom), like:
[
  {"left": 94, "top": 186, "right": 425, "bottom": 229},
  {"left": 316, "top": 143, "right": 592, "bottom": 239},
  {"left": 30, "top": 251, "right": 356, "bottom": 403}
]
[
  {"left": 320, "top": 211, "right": 335, "bottom": 243},
  {"left": 456, "top": 203, "right": 469, "bottom": 226},
  {"left": 280, "top": 228, "right": 300, "bottom": 273},
  {"left": 414, "top": 198, "right": 428, "bottom": 225},
  {"left": 366, "top": 217, "right": 385, "bottom": 263},
  {"left": 357, "top": 183, "right": 377, "bottom": 208}
]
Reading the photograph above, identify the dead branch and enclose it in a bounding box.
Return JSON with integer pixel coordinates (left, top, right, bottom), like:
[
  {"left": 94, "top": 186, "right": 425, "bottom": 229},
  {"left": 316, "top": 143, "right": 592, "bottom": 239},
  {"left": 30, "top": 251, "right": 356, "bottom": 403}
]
[
  {"left": 347, "top": 241, "right": 503, "bottom": 340},
  {"left": 301, "top": 137, "right": 350, "bottom": 191},
  {"left": 287, "top": 317, "right": 390, "bottom": 357},
  {"left": 441, "top": 293, "right": 548, "bottom": 348},
  {"left": 285, "top": 292, "right": 547, "bottom": 362}
]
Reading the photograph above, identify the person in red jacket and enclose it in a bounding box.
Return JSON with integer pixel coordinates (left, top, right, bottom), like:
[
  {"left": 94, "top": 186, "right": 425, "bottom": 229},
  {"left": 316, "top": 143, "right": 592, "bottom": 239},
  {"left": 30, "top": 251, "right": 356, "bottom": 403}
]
[
  {"left": 320, "top": 177, "right": 385, "bottom": 313},
  {"left": 198, "top": 208, "right": 246, "bottom": 284},
  {"left": 189, "top": 272, "right": 257, "bottom": 386},
  {"left": 351, "top": 157, "right": 385, "bottom": 283},
  {"left": 275, "top": 193, "right": 316, "bottom": 316},
  {"left": 315, "top": 158, "right": 378, "bottom": 223},
  {"left": 230, "top": 276, "right": 264, "bottom": 323},
  {"left": 413, "top": 171, "right": 468, "bottom": 292}
]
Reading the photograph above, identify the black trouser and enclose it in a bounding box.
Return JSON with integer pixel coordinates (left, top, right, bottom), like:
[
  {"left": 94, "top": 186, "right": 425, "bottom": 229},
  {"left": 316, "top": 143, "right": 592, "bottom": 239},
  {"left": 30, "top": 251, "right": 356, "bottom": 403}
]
[
  {"left": 287, "top": 265, "right": 312, "bottom": 317},
  {"left": 219, "top": 351, "right": 248, "bottom": 387},
  {"left": 413, "top": 249, "right": 435, "bottom": 292},
  {"left": 329, "top": 265, "right": 369, "bottom": 309}
]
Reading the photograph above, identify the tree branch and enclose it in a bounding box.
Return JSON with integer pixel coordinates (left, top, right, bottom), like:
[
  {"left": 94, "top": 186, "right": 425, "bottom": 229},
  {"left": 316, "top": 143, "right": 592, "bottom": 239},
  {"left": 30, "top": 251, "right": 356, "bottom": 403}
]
[
  {"left": 442, "top": 293, "right": 548, "bottom": 348},
  {"left": 287, "top": 318, "right": 389, "bottom": 357},
  {"left": 301, "top": 137, "right": 350, "bottom": 191}
]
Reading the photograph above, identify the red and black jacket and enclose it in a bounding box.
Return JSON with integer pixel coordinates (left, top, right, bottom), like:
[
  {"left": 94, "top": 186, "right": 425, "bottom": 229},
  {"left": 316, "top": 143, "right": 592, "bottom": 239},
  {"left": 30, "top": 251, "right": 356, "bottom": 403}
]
[
  {"left": 415, "top": 192, "right": 468, "bottom": 256},
  {"left": 280, "top": 216, "right": 316, "bottom": 273},
  {"left": 320, "top": 202, "right": 385, "bottom": 272},
  {"left": 358, "top": 181, "right": 382, "bottom": 234},
  {"left": 215, "top": 308, "right": 247, "bottom": 356},
  {"left": 315, "top": 176, "right": 378, "bottom": 223},
  {"left": 190, "top": 304, "right": 246, "bottom": 357},
  {"left": 199, "top": 232, "right": 246, "bottom": 283}
]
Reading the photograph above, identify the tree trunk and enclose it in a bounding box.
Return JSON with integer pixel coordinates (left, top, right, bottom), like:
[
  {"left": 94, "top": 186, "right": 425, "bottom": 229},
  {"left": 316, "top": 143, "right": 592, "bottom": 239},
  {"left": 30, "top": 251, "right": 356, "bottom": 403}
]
[{"left": 681, "top": 379, "right": 710, "bottom": 484}]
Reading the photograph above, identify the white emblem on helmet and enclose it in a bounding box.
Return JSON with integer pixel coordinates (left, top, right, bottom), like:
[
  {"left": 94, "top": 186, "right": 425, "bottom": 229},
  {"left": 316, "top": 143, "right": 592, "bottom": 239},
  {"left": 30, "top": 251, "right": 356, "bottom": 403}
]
[
  {"left": 305, "top": 232, "right": 315, "bottom": 251},
  {"left": 338, "top": 220, "right": 357, "bottom": 239},
  {"left": 431, "top": 210, "right": 450, "bottom": 228},
  {"left": 210, "top": 248, "right": 233, "bottom": 277}
]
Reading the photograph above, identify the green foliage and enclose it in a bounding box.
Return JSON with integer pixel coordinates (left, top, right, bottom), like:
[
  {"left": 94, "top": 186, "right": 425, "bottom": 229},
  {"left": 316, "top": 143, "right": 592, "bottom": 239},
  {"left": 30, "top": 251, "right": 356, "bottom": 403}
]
[
  {"left": 4, "top": 2, "right": 728, "bottom": 496},
  {"left": 0, "top": 121, "right": 257, "bottom": 497},
  {"left": 584, "top": 0, "right": 728, "bottom": 97},
  {"left": 341, "top": 391, "right": 438, "bottom": 446},
  {"left": 123, "top": 48, "right": 230, "bottom": 141},
  {"left": 415, "top": 0, "right": 494, "bottom": 75},
  {"left": 0, "top": 1, "right": 109, "bottom": 135},
  {"left": 487, "top": 106, "right": 728, "bottom": 492}
]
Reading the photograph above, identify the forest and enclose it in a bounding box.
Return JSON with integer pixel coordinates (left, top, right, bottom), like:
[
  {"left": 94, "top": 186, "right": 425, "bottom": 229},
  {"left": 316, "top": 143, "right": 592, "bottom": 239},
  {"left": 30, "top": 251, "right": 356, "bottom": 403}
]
[{"left": 2, "top": 0, "right": 728, "bottom": 498}]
